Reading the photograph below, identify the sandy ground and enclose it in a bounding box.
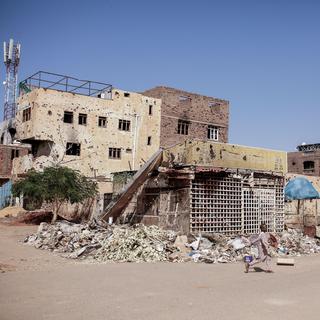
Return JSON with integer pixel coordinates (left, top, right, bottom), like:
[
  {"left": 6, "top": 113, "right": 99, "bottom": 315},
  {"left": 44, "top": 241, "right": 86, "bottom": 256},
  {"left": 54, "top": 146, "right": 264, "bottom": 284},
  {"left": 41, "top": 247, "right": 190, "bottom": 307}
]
[{"left": 1, "top": 223, "right": 320, "bottom": 320}]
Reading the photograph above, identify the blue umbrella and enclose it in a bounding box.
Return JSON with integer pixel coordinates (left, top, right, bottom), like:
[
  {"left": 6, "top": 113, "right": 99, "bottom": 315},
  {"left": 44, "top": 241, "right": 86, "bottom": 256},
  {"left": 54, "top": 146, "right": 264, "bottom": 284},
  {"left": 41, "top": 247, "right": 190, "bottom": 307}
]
[{"left": 285, "top": 177, "right": 320, "bottom": 200}]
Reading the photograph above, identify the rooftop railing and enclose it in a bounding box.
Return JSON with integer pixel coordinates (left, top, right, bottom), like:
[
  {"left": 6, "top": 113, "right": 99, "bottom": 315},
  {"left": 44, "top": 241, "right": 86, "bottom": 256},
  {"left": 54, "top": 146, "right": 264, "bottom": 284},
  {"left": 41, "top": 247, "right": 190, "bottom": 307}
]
[{"left": 19, "top": 71, "right": 112, "bottom": 99}]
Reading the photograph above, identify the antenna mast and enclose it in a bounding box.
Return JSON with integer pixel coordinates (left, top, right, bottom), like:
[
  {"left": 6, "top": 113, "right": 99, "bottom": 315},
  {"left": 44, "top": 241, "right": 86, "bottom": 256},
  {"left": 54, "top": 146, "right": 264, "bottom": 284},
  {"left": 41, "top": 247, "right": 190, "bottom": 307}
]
[{"left": 3, "top": 39, "right": 21, "bottom": 121}]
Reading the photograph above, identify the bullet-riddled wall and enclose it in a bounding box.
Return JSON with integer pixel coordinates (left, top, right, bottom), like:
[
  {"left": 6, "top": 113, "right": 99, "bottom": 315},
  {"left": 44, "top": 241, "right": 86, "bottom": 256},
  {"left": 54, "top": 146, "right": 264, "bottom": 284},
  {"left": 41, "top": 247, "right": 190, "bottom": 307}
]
[
  {"left": 143, "top": 86, "right": 229, "bottom": 148},
  {"left": 163, "top": 140, "right": 287, "bottom": 174},
  {"left": 13, "top": 88, "right": 161, "bottom": 193}
]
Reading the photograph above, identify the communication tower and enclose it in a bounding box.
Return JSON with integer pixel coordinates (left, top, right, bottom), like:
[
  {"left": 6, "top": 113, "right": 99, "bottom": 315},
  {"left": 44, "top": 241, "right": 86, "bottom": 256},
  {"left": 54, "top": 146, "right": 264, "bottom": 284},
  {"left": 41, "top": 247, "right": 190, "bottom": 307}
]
[{"left": 3, "top": 39, "right": 21, "bottom": 120}]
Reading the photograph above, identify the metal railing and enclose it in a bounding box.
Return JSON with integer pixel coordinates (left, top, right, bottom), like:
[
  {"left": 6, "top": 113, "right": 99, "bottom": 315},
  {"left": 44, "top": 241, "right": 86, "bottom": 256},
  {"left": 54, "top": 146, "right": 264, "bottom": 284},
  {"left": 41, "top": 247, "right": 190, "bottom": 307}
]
[{"left": 19, "top": 71, "right": 113, "bottom": 99}]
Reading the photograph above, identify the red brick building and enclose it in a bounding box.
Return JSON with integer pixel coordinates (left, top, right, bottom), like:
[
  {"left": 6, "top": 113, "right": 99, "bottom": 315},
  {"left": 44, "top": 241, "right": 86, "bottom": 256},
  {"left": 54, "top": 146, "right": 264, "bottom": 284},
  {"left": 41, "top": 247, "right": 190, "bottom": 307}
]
[
  {"left": 288, "top": 144, "right": 320, "bottom": 176},
  {"left": 143, "top": 87, "right": 229, "bottom": 148}
]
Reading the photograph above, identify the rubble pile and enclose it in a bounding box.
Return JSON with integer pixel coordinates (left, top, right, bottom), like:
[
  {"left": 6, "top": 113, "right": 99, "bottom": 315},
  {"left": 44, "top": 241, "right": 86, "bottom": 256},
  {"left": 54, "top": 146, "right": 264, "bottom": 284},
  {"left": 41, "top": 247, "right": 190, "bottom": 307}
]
[
  {"left": 94, "top": 225, "right": 176, "bottom": 262},
  {"left": 24, "top": 221, "right": 320, "bottom": 263},
  {"left": 24, "top": 221, "right": 176, "bottom": 262},
  {"left": 183, "top": 234, "right": 253, "bottom": 264},
  {"left": 276, "top": 228, "right": 320, "bottom": 256}
]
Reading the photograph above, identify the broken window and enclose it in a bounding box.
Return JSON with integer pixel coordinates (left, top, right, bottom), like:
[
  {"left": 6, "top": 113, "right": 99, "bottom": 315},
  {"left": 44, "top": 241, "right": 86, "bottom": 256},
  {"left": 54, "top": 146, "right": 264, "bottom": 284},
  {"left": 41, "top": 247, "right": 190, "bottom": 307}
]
[
  {"left": 64, "top": 111, "right": 73, "bottom": 124},
  {"left": 11, "top": 149, "right": 19, "bottom": 160},
  {"left": 207, "top": 125, "right": 219, "bottom": 141},
  {"left": 66, "top": 142, "right": 81, "bottom": 156},
  {"left": 118, "top": 119, "right": 131, "bottom": 131},
  {"left": 177, "top": 120, "right": 190, "bottom": 135},
  {"left": 109, "top": 148, "right": 121, "bottom": 159},
  {"left": 124, "top": 92, "right": 130, "bottom": 97},
  {"left": 147, "top": 136, "right": 152, "bottom": 145},
  {"left": 303, "top": 161, "right": 315, "bottom": 172},
  {"left": 22, "top": 107, "right": 31, "bottom": 122},
  {"left": 78, "top": 113, "right": 87, "bottom": 125},
  {"left": 98, "top": 116, "right": 107, "bottom": 127},
  {"left": 149, "top": 105, "right": 153, "bottom": 115}
]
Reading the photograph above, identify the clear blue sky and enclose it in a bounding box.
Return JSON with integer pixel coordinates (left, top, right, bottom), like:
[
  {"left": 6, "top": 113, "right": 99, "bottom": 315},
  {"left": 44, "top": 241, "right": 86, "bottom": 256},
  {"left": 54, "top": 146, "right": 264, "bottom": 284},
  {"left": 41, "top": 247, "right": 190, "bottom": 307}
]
[{"left": 1, "top": 0, "right": 319, "bottom": 151}]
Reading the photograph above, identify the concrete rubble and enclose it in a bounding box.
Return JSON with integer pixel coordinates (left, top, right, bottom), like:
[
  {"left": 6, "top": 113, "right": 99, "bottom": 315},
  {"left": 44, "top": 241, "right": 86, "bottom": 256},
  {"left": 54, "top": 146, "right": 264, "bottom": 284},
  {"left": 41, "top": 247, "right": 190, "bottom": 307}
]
[
  {"left": 24, "top": 221, "right": 176, "bottom": 262},
  {"left": 24, "top": 221, "right": 320, "bottom": 263}
]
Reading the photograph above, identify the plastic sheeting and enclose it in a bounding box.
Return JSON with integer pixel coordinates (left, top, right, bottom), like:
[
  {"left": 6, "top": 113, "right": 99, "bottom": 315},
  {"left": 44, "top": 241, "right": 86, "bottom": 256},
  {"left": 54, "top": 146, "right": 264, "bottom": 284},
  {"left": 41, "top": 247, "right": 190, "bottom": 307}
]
[{"left": 285, "top": 177, "right": 319, "bottom": 200}]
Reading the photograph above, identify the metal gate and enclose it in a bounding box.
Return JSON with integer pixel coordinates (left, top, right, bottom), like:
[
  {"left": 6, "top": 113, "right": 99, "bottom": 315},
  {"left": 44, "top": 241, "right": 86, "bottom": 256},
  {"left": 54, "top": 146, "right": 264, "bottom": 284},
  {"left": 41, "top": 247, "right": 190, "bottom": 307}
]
[
  {"left": 190, "top": 176, "right": 283, "bottom": 234},
  {"left": 243, "top": 188, "right": 276, "bottom": 234}
]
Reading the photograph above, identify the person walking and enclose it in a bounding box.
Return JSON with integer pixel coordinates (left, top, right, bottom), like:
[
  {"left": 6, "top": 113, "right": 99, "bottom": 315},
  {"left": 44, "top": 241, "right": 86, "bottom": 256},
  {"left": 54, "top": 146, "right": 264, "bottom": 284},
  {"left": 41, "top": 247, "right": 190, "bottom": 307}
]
[{"left": 244, "top": 223, "right": 274, "bottom": 273}]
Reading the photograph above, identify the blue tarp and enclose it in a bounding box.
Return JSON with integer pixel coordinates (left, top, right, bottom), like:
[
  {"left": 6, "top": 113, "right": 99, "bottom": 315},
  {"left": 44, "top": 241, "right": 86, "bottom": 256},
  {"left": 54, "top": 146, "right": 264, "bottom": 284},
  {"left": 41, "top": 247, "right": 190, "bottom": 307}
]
[{"left": 285, "top": 177, "right": 320, "bottom": 200}]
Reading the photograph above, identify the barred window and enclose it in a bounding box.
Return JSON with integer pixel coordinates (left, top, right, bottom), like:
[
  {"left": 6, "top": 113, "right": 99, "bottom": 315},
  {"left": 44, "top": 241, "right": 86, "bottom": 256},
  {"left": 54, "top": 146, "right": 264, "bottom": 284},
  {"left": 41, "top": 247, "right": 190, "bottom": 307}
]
[
  {"left": 177, "top": 120, "right": 190, "bottom": 135},
  {"left": 22, "top": 108, "right": 31, "bottom": 122},
  {"left": 118, "top": 119, "right": 130, "bottom": 131},
  {"left": 109, "top": 148, "right": 121, "bottom": 159}
]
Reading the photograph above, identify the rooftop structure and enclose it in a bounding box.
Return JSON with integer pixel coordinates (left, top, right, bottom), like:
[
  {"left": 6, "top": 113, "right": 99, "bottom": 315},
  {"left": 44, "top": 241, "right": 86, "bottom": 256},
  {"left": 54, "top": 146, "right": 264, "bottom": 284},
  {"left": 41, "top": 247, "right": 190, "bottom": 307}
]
[
  {"left": 19, "top": 71, "right": 113, "bottom": 99},
  {"left": 297, "top": 143, "right": 320, "bottom": 153}
]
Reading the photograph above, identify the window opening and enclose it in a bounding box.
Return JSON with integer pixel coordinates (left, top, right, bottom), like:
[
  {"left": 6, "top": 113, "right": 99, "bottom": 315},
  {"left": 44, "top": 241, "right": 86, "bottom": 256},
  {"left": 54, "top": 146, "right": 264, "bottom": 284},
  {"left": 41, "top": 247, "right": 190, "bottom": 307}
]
[
  {"left": 64, "top": 111, "right": 73, "bottom": 123},
  {"left": 208, "top": 125, "right": 219, "bottom": 141},
  {"left": 22, "top": 107, "right": 31, "bottom": 122},
  {"left": 303, "top": 161, "right": 315, "bottom": 172},
  {"left": 98, "top": 116, "right": 107, "bottom": 127},
  {"left": 118, "top": 119, "right": 131, "bottom": 131},
  {"left": 66, "top": 142, "right": 81, "bottom": 156},
  {"left": 177, "top": 120, "right": 190, "bottom": 135},
  {"left": 109, "top": 148, "right": 121, "bottom": 159},
  {"left": 78, "top": 113, "right": 87, "bottom": 125}
]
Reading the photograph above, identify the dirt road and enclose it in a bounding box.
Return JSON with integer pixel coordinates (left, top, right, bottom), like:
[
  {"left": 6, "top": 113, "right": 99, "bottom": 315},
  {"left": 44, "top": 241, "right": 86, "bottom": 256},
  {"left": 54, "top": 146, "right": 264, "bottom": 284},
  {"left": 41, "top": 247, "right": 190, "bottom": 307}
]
[{"left": 1, "top": 223, "right": 320, "bottom": 320}]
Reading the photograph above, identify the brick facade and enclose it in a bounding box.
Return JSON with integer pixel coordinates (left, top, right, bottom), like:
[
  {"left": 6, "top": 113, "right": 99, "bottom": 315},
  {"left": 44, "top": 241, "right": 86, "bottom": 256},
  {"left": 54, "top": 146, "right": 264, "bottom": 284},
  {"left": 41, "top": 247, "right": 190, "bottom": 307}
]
[
  {"left": 288, "top": 150, "right": 320, "bottom": 176},
  {"left": 142, "top": 86, "right": 229, "bottom": 148}
]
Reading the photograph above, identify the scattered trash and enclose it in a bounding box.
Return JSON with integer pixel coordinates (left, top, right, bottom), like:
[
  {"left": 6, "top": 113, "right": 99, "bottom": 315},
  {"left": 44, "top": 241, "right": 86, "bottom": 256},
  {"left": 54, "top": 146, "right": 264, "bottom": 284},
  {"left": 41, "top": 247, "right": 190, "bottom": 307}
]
[
  {"left": 24, "top": 221, "right": 320, "bottom": 264},
  {"left": 229, "top": 238, "right": 246, "bottom": 251}
]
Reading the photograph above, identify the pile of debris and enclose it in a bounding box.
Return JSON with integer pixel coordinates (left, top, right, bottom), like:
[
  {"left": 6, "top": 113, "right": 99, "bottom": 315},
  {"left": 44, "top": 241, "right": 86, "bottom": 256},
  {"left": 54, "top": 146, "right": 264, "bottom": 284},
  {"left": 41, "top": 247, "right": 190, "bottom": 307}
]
[
  {"left": 24, "top": 221, "right": 176, "bottom": 262},
  {"left": 276, "top": 228, "right": 320, "bottom": 256},
  {"left": 182, "top": 229, "right": 320, "bottom": 263},
  {"left": 24, "top": 221, "right": 320, "bottom": 263}
]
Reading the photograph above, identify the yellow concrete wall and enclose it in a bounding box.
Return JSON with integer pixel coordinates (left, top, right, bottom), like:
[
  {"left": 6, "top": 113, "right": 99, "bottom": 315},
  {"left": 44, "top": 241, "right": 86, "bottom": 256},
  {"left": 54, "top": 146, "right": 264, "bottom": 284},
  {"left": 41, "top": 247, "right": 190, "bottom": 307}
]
[
  {"left": 14, "top": 88, "right": 161, "bottom": 183},
  {"left": 163, "top": 140, "right": 287, "bottom": 174}
]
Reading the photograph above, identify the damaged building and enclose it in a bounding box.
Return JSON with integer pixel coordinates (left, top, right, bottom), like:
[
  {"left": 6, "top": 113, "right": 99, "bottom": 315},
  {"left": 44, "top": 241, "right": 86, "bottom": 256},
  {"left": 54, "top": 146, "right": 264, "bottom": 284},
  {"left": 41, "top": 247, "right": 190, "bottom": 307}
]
[
  {"left": 143, "top": 86, "right": 229, "bottom": 147},
  {"left": 1, "top": 71, "right": 230, "bottom": 215},
  {"left": 288, "top": 143, "right": 320, "bottom": 177},
  {"left": 11, "top": 72, "right": 162, "bottom": 196},
  {"left": 103, "top": 140, "right": 287, "bottom": 235}
]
